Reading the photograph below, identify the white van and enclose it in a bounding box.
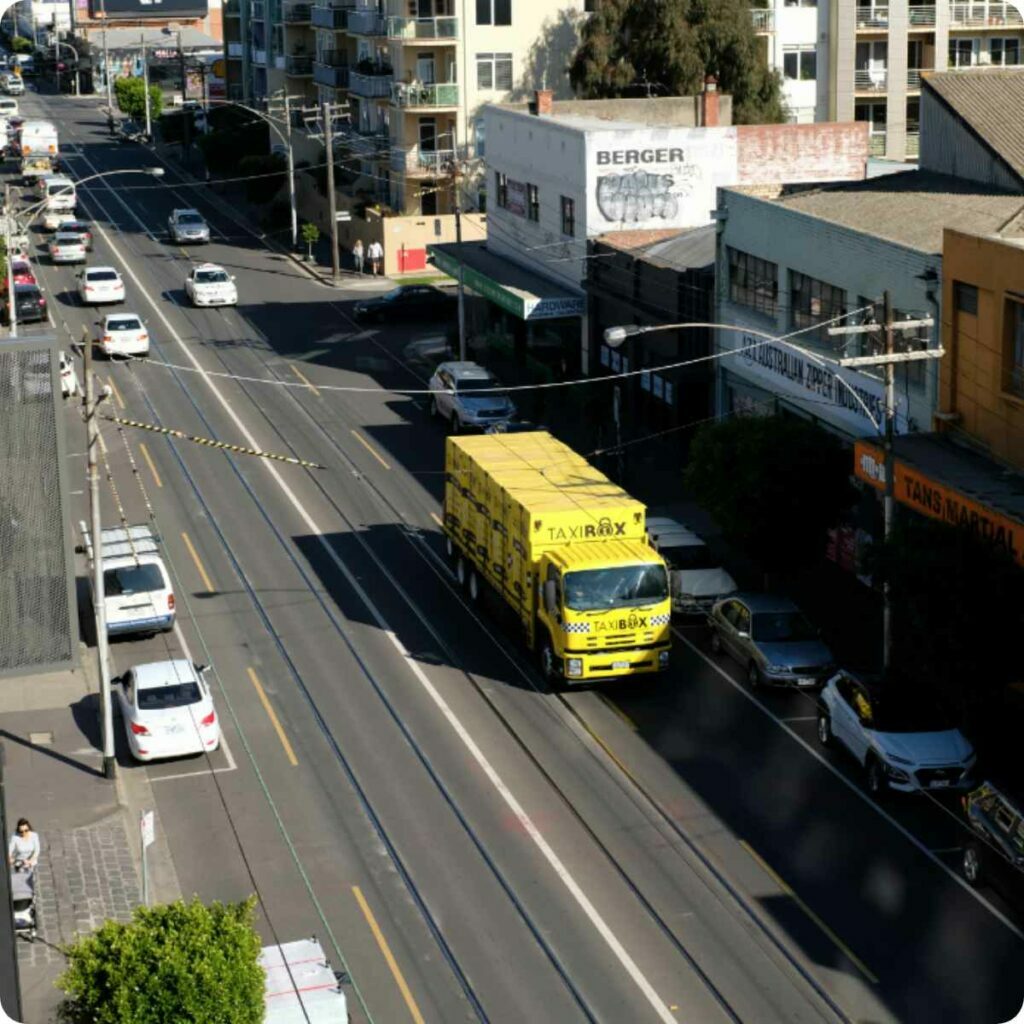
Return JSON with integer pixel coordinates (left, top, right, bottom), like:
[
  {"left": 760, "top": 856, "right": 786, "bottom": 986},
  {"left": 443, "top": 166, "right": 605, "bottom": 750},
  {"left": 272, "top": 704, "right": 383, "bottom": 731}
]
[
  {"left": 0, "top": 97, "right": 18, "bottom": 117},
  {"left": 646, "top": 516, "right": 738, "bottom": 617},
  {"left": 42, "top": 174, "right": 76, "bottom": 213}
]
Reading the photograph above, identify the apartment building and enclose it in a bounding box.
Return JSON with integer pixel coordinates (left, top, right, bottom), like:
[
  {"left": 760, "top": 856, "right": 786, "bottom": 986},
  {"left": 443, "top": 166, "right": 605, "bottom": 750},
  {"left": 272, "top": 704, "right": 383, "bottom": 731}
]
[{"left": 755, "top": 0, "right": 1024, "bottom": 161}]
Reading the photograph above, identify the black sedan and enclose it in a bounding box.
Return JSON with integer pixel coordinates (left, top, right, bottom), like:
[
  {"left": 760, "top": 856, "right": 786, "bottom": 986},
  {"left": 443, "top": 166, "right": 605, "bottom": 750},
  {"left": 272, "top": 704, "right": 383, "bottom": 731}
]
[
  {"left": 118, "top": 119, "right": 150, "bottom": 143},
  {"left": 353, "top": 285, "right": 456, "bottom": 323},
  {"left": 4, "top": 283, "right": 47, "bottom": 324}
]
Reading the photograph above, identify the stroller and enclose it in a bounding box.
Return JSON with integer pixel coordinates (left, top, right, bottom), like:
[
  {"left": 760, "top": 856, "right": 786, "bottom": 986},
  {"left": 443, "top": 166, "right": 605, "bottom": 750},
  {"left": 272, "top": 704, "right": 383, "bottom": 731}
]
[{"left": 11, "top": 864, "right": 36, "bottom": 942}]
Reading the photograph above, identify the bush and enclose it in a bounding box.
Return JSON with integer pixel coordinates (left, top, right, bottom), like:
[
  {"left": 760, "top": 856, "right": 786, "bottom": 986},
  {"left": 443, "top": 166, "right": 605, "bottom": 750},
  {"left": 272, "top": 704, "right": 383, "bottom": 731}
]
[
  {"left": 114, "top": 77, "right": 163, "bottom": 121},
  {"left": 57, "top": 896, "right": 264, "bottom": 1024},
  {"left": 10, "top": 36, "right": 32, "bottom": 54}
]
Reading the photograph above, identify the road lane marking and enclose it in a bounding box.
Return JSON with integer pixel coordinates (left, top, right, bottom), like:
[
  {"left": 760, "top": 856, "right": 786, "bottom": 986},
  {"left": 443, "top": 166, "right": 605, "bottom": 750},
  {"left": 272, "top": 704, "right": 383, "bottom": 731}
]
[
  {"left": 149, "top": 735, "right": 238, "bottom": 782},
  {"left": 181, "top": 531, "right": 216, "bottom": 593},
  {"left": 352, "top": 885, "right": 425, "bottom": 1024},
  {"left": 75, "top": 162, "right": 682, "bottom": 1024},
  {"left": 138, "top": 441, "right": 162, "bottom": 488},
  {"left": 290, "top": 363, "right": 320, "bottom": 397},
  {"left": 105, "top": 374, "right": 125, "bottom": 409},
  {"left": 429, "top": 511, "right": 443, "bottom": 527},
  {"left": 781, "top": 716, "right": 818, "bottom": 723},
  {"left": 739, "top": 839, "right": 878, "bottom": 984},
  {"left": 676, "top": 628, "right": 1024, "bottom": 942},
  {"left": 350, "top": 430, "right": 390, "bottom": 470},
  {"left": 247, "top": 667, "right": 298, "bottom": 767}
]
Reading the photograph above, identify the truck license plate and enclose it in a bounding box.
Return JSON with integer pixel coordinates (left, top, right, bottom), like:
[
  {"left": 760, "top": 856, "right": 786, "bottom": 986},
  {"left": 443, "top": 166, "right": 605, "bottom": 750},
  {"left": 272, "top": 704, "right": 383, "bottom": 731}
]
[{"left": 613, "top": 661, "right": 629, "bottom": 670}]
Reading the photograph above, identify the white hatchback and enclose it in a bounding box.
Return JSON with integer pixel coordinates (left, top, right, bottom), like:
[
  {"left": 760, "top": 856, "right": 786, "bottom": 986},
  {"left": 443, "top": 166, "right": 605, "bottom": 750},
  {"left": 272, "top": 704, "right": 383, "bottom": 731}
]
[
  {"left": 50, "top": 232, "right": 87, "bottom": 264},
  {"left": 101, "top": 313, "right": 149, "bottom": 358},
  {"left": 116, "top": 659, "right": 221, "bottom": 762},
  {"left": 78, "top": 266, "right": 125, "bottom": 304},
  {"left": 185, "top": 263, "right": 237, "bottom": 307}
]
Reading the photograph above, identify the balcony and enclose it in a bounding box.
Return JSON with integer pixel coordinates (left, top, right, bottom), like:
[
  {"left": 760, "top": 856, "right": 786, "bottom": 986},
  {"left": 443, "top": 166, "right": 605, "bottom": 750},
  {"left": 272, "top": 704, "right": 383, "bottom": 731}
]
[
  {"left": 750, "top": 7, "right": 775, "bottom": 32},
  {"left": 347, "top": 9, "right": 387, "bottom": 34},
  {"left": 283, "top": 2, "right": 312, "bottom": 22},
  {"left": 286, "top": 54, "right": 313, "bottom": 76},
  {"left": 907, "top": 66, "right": 931, "bottom": 87},
  {"left": 251, "top": 1, "right": 266, "bottom": 19},
  {"left": 854, "top": 68, "right": 889, "bottom": 90},
  {"left": 908, "top": 4, "right": 937, "bottom": 25},
  {"left": 349, "top": 68, "right": 393, "bottom": 97},
  {"left": 949, "top": 1, "right": 1023, "bottom": 26},
  {"left": 855, "top": 5, "right": 889, "bottom": 27},
  {"left": 391, "top": 81, "right": 459, "bottom": 108},
  {"left": 339, "top": 125, "right": 389, "bottom": 156},
  {"left": 227, "top": 41, "right": 244, "bottom": 57},
  {"left": 390, "top": 145, "right": 454, "bottom": 174},
  {"left": 387, "top": 16, "right": 458, "bottom": 40},
  {"left": 314, "top": 53, "right": 350, "bottom": 88},
  {"left": 311, "top": 3, "right": 352, "bottom": 29}
]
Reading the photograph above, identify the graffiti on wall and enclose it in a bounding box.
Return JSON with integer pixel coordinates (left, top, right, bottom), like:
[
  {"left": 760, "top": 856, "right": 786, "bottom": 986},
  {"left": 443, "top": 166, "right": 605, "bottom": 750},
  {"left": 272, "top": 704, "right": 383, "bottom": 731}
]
[{"left": 595, "top": 164, "right": 700, "bottom": 223}]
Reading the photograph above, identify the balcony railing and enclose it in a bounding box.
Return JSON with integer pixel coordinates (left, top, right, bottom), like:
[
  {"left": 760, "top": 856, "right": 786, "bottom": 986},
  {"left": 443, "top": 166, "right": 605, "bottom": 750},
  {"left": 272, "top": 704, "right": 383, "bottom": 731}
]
[
  {"left": 855, "top": 5, "right": 889, "bottom": 26},
  {"left": 949, "top": 1, "right": 1023, "bottom": 26},
  {"left": 347, "top": 9, "right": 387, "bottom": 34},
  {"left": 908, "top": 4, "right": 937, "bottom": 25},
  {"left": 907, "top": 67, "right": 931, "bottom": 87},
  {"left": 227, "top": 41, "right": 244, "bottom": 57},
  {"left": 286, "top": 54, "right": 313, "bottom": 75},
  {"left": 390, "top": 146, "right": 455, "bottom": 174},
  {"left": 869, "top": 134, "right": 886, "bottom": 156},
  {"left": 283, "top": 3, "right": 312, "bottom": 22},
  {"left": 251, "top": 0, "right": 266, "bottom": 19},
  {"left": 854, "top": 68, "right": 889, "bottom": 90},
  {"left": 339, "top": 125, "right": 390, "bottom": 156},
  {"left": 906, "top": 131, "right": 920, "bottom": 157},
  {"left": 387, "top": 15, "right": 458, "bottom": 40},
  {"left": 349, "top": 69, "right": 393, "bottom": 97},
  {"left": 311, "top": 3, "right": 352, "bottom": 29},
  {"left": 391, "top": 81, "right": 459, "bottom": 107},
  {"left": 750, "top": 8, "right": 775, "bottom": 31},
  {"left": 314, "top": 57, "right": 350, "bottom": 88}
]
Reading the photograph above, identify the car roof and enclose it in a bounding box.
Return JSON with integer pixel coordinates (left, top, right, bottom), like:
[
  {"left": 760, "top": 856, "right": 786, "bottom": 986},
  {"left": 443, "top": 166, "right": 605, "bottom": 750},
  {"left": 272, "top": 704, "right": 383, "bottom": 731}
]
[
  {"left": 131, "top": 659, "right": 198, "bottom": 690},
  {"left": 174, "top": 208, "right": 202, "bottom": 216},
  {"left": 193, "top": 262, "right": 225, "bottom": 273},
  {"left": 105, "top": 552, "right": 167, "bottom": 571},
  {"left": 85, "top": 266, "right": 119, "bottom": 275},
  {"left": 438, "top": 361, "right": 493, "bottom": 379},
  {"left": 105, "top": 312, "right": 141, "bottom": 321},
  {"left": 729, "top": 593, "right": 800, "bottom": 613}
]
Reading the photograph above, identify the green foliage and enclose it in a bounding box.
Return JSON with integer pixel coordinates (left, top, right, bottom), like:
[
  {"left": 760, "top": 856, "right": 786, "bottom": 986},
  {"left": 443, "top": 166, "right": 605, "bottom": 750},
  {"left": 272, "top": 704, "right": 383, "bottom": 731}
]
[
  {"left": 238, "top": 152, "right": 287, "bottom": 204},
  {"left": 684, "top": 415, "right": 853, "bottom": 569},
  {"left": 196, "top": 118, "right": 269, "bottom": 175},
  {"left": 114, "top": 77, "right": 163, "bottom": 121},
  {"left": 301, "top": 222, "right": 320, "bottom": 244},
  {"left": 57, "top": 896, "right": 264, "bottom": 1024},
  {"left": 569, "top": 0, "right": 786, "bottom": 124},
  {"left": 10, "top": 36, "right": 32, "bottom": 54}
]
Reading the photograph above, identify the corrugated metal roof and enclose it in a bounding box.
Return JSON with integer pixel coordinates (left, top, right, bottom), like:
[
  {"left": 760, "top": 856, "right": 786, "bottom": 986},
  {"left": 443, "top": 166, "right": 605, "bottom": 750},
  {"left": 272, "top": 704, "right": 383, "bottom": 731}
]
[
  {"left": 593, "top": 225, "right": 716, "bottom": 271},
  {"left": 924, "top": 69, "right": 1024, "bottom": 184}
]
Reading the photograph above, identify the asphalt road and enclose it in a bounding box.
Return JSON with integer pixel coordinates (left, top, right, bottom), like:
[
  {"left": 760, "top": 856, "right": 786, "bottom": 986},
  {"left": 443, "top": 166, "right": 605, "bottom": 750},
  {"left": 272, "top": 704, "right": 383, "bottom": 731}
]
[{"left": 13, "top": 84, "right": 1024, "bottom": 1024}]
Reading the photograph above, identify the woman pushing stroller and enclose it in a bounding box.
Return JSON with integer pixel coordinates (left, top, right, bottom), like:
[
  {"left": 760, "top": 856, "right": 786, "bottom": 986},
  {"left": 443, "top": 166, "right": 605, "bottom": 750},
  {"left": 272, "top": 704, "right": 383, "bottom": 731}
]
[{"left": 8, "top": 818, "right": 40, "bottom": 876}]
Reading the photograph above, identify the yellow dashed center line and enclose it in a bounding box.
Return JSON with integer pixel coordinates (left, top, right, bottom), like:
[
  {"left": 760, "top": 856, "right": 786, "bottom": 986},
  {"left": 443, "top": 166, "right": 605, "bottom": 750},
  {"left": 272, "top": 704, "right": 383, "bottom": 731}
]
[
  {"left": 351, "top": 430, "right": 390, "bottom": 470},
  {"left": 352, "top": 885, "right": 425, "bottom": 1024},
  {"left": 290, "top": 363, "right": 321, "bottom": 397},
  {"left": 246, "top": 667, "right": 298, "bottom": 767},
  {"left": 180, "top": 531, "right": 216, "bottom": 593},
  {"left": 138, "top": 442, "right": 162, "bottom": 488},
  {"left": 105, "top": 375, "right": 125, "bottom": 409}
]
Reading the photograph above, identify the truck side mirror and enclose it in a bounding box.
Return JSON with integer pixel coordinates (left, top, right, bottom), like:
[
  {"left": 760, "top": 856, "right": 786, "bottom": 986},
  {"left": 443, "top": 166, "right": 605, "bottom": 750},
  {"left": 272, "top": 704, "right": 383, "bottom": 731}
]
[{"left": 543, "top": 579, "right": 557, "bottom": 614}]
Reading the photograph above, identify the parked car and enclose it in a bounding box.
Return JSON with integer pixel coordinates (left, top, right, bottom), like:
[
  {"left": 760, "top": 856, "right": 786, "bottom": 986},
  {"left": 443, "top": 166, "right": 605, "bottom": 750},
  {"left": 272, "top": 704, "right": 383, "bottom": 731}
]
[
  {"left": 2, "top": 73, "right": 24, "bottom": 96},
  {"left": 117, "top": 118, "right": 149, "bottom": 144},
  {"left": 77, "top": 266, "right": 125, "bottom": 304},
  {"left": 3, "top": 282, "right": 46, "bottom": 324},
  {"left": 102, "top": 553, "right": 175, "bottom": 636},
  {"left": 184, "top": 263, "right": 237, "bottom": 307},
  {"left": 49, "top": 232, "right": 87, "bottom": 264},
  {"left": 428, "top": 361, "right": 516, "bottom": 433},
  {"left": 817, "top": 671, "right": 976, "bottom": 794},
  {"left": 708, "top": 593, "right": 835, "bottom": 689},
  {"left": 0, "top": 97, "right": 18, "bottom": 117},
  {"left": 2, "top": 256, "right": 35, "bottom": 288},
  {"left": 115, "top": 659, "right": 220, "bottom": 763},
  {"left": 962, "top": 783, "right": 1024, "bottom": 897},
  {"left": 168, "top": 207, "right": 210, "bottom": 244},
  {"left": 353, "top": 284, "right": 456, "bottom": 322},
  {"left": 646, "top": 516, "right": 737, "bottom": 616},
  {"left": 54, "top": 217, "right": 92, "bottom": 250},
  {"left": 59, "top": 350, "right": 79, "bottom": 398},
  {"left": 100, "top": 313, "right": 149, "bottom": 358}
]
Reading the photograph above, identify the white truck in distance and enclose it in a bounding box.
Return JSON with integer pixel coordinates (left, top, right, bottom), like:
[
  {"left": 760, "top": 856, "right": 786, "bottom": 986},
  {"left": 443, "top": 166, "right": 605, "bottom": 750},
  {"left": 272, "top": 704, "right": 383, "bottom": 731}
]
[
  {"left": 261, "top": 939, "right": 349, "bottom": 1022},
  {"left": 19, "top": 119, "right": 58, "bottom": 159}
]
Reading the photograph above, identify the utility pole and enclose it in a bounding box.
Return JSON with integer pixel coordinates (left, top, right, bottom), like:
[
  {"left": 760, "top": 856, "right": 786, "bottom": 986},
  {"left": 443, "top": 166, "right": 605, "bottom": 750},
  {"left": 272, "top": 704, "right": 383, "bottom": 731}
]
[
  {"left": 99, "top": 0, "right": 112, "bottom": 115},
  {"left": 82, "top": 325, "right": 116, "bottom": 781},
  {"left": 179, "top": 30, "right": 191, "bottom": 165},
  {"left": 323, "top": 100, "right": 339, "bottom": 282},
  {"left": 141, "top": 34, "right": 151, "bottom": 139},
  {"left": 4, "top": 184, "right": 16, "bottom": 337},
  {"left": 828, "top": 290, "right": 941, "bottom": 673},
  {"left": 450, "top": 123, "right": 466, "bottom": 361},
  {"left": 54, "top": 31, "right": 60, "bottom": 94},
  {"left": 283, "top": 92, "right": 297, "bottom": 250}
]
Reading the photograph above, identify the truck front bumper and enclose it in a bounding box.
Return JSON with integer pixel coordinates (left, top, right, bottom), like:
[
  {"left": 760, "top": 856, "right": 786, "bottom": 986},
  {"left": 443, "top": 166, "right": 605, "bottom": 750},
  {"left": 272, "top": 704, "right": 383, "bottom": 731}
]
[{"left": 561, "top": 645, "right": 671, "bottom": 683}]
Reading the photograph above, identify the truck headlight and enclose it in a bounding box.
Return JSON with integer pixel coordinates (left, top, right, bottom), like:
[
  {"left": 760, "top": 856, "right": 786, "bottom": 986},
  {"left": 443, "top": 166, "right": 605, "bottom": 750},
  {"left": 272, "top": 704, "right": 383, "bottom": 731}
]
[
  {"left": 566, "top": 658, "right": 583, "bottom": 678},
  {"left": 658, "top": 650, "right": 670, "bottom": 669}
]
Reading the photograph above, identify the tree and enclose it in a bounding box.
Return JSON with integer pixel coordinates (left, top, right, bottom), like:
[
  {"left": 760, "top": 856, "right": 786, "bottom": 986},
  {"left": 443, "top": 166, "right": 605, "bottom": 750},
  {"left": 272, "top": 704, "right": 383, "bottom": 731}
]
[
  {"left": 57, "top": 897, "right": 265, "bottom": 1024},
  {"left": 301, "top": 221, "right": 320, "bottom": 261},
  {"left": 569, "top": 0, "right": 786, "bottom": 124},
  {"left": 10, "top": 36, "right": 32, "bottom": 54},
  {"left": 114, "top": 76, "right": 164, "bottom": 122},
  {"left": 684, "top": 415, "right": 853, "bottom": 569}
]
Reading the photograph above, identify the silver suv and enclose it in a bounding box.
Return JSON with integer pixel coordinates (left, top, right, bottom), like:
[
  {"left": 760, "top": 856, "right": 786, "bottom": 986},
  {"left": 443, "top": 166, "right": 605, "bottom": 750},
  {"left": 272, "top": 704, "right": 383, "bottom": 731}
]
[
  {"left": 168, "top": 208, "right": 210, "bottom": 244},
  {"left": 428, "top": 361, "right": 516, "bottom": 433}
]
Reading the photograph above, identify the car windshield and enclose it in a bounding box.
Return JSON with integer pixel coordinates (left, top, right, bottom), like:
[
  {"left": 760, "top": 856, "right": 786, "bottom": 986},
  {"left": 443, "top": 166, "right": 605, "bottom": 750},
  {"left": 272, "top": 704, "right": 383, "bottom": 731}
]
[
  {"left": 178, "top": 213, "right": 203, "bottom": 225},
  {"left": 659, "top": 542, "right": 717, "bottom": 571},
  {"left": 88, "top": 271, "right": 118, "bottom": 282},
  {"left": 564, "top": 564, "right": 669, "bottom": 612},
  {"left": 137, "top": 682, "right": 201, "bottom": 710},
  {"left": 751, "top": 611, "right": 818, "bottom": 643},
  {"left": 382, "top": 287, "right": 405, "bottom": 301},
  {"left": 196, "top": 270, "right": 228, "bottom": 284},
  {"left": 871, "top": 691, "right": 958, "bottom": 733},
  {"left": 104, "top": 563, "right": 164, "bottom": 595},
  {"left": 108, "top": 318, "right": 142, "bottom": 331},
  {"left": 54, "top": 235, "right": 79, "bottom": 245},
  {"left": 455, "top": 374, "right": 498, "bottom": 392}
]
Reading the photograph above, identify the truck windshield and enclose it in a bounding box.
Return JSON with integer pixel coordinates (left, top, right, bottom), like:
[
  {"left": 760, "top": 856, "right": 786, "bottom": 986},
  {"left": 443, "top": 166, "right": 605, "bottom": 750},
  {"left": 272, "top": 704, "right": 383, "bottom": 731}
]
[{"left": 564, "top": 564, "right": 668, "bottom": 612}]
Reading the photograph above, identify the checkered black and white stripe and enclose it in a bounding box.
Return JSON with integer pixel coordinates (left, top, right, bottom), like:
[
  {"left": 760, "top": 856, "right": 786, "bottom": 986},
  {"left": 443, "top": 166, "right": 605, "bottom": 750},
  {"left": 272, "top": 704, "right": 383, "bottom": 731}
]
[
  {"left": 650, "top": 613, "right": 672, "bottom": 627},
  {"left": 563, "top": 621, "right": 591, "bottom": 634}
]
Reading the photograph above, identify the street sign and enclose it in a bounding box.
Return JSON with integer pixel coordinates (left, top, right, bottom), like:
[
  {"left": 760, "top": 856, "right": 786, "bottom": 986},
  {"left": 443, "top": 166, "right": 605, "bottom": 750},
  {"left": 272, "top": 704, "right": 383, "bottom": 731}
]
[
  {"left": 140, "top": 809, "right": 155, "bottom": 849},
  {"left": 336, "top": 211, "right": 352, "bottom": 222}
]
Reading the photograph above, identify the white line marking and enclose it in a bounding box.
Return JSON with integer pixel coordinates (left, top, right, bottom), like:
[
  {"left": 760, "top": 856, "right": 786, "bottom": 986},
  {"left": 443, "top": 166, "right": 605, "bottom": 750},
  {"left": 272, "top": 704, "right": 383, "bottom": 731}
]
[
  {"left": 781, "top": 716, "right": 818, "bottom": 723},
  {"left": 674, "top": 629, "right": 1024, "bottom": 941},
  {"left": 148, "top": 739, "right": 238, "bottom": 783},
  {"left": 76, "top": 147, "right": 679, "bottom": 1024}
]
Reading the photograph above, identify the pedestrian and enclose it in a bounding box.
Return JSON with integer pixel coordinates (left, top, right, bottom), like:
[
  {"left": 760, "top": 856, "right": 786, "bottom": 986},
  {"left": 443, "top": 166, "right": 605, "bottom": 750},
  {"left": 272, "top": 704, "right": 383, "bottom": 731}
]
[
  {"left": 8, "top": 818, "right": 39, "bottom": 874},
  {"left": 368, "top": 239, "right": 384, "bottom": 276},
  {"left": 352, "top": 238, "right": 364, "bottom": 275}
]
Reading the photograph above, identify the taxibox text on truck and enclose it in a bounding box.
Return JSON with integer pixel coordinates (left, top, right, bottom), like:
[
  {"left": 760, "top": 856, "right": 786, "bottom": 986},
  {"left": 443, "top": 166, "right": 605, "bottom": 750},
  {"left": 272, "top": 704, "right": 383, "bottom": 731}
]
[{"left": 444, "top": 431, "right": 672, "bottom": 684}]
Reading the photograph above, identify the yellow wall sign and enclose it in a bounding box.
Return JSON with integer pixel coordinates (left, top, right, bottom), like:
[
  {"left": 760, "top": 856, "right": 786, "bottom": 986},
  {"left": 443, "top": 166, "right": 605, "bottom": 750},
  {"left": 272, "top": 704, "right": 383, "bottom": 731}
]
[{"left": 855, "top": 440, "right": 1024, "bottom": 567}]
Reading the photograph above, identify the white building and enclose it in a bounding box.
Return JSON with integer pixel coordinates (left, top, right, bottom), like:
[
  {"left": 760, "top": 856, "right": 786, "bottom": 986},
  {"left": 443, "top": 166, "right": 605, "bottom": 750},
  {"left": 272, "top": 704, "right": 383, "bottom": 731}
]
[{"left": 754, "top": 0, "right": 830, "bottom": 124}]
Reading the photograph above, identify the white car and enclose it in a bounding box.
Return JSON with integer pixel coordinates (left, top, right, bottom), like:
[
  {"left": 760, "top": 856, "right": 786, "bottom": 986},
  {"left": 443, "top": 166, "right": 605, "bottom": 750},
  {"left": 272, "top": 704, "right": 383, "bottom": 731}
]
[
  {"left": 42, "top": 208, "right": 69, "bottom": 231},
  {"left": 646, "top": 516, "right": 737, "bottom": 616},
  {"left": 102, "top": 553, "right": 175, "bottom": 636},
  {"left": 2, "top": 74, "right": 24, "bottom": 96},
  {"left": 59, "top": 350, "right": 79, "bottom": 397},
  {"left": 116, "top": 659, "right": 221, "bottom": 762},
  {"left": 101, "top": 313, "right": 149, "bottom": 358},
  {"left": 817, "top": 670, "right": 976, "bottom": 795},
  {"left": 0, "top": 97, "right": 18, "bottom": 116},
  {"left": 428, "top": 361, "right": 517, "bottom": 433},
  {"left": 185, "top": 263, "right": 237, "bottom": 307},
  {"left": 78, "top": 266, "right": 125, "bottom": 304},
  {"left": 50, "top": 232, "right": 87, "bottom": 264}
]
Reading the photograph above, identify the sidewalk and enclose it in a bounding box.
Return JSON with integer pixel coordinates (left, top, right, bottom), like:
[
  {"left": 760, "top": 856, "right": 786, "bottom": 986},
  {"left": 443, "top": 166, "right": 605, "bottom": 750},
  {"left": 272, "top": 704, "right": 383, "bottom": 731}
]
[{"left": 0, "top": 654, "right": 181, "bottom": 1023}]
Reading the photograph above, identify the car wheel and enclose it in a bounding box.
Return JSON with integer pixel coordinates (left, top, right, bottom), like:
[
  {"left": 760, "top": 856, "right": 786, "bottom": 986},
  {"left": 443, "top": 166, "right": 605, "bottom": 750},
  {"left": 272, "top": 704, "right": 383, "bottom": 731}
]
[
  {"left": 963, "top": 843, "right": 983, "bottom": 887},
  {"left": 710, "top": 630, "right": 722, "bottom": 655},
  {"left": 866, "top": 757, "right": 887, "bottom": 796},
  {"left": 456, "top": 555, "right": 468, "bottom": 590},
  {"left": 817, "top": 711, "right": 832, "bottom": 748},
  {"left": 468, "top": 568, "right": 480, "bottom": 604},
  {"left": 747, "top": 661, "right": 762, "bottom": 689}
]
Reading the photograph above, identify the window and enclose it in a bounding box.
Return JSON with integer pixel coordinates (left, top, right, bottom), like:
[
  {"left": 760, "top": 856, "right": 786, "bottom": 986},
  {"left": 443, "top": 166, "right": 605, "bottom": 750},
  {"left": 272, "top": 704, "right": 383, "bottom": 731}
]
[
  {"left": 476, "top": 0, "right": 511, "bottom": 25},
  {"left": 560, "top": 195, "right": 575, "bottom": 236},
  {"left": 495, "top": 171, "right": 508, "bottom": 209},
  {"left": 790, "top": 270, "right": 845, "bottom": 343},
  {"left": 991, "top": 37, "right": 1021, "bottom": 66},
  {"left": 728, "top": 248, "right": 778, "bottom": 316},
  {"left": 954, "top": 281, "right": 978, "bottom": 315},
  {"left": 784, "top": 0, "right": 817, "bottom": 6},
  {"left": 1009, "top": 300, "right": 1024, "bottom": 397},
  {"left": 949, "top": 38, "right": 979, "bottom": 67},
  {"left": 783, "top": 45, "right": 817, "bottom": 80},
  {"left": 527, "top": 183, "right": 539, "bottom": 222},
  {"left": 476, "top": 52, "right": 513, "bottom": 90}
]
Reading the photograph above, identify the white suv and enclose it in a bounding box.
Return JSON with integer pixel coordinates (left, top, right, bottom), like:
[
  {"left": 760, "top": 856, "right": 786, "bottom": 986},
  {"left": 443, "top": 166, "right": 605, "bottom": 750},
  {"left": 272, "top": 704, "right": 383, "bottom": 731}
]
[{"left": 428, "top": 361, "right": 516, "bottom": 433}]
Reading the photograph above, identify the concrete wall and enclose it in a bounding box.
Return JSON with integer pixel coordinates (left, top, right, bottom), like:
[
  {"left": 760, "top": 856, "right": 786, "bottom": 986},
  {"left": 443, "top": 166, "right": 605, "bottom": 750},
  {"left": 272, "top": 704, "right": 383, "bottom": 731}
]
[
  {"left": 536, "top": 94, "right": 734, "bottom": 127},
  {"left": 941, "top": 229, "right": 1024, "bottom": 466}
]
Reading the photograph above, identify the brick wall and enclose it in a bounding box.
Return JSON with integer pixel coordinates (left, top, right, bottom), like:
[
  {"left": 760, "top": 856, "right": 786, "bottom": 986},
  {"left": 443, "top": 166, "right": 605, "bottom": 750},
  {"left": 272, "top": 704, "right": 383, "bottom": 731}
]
[{"left": 737, "top": 122, "right": 869, "bottom": 185}]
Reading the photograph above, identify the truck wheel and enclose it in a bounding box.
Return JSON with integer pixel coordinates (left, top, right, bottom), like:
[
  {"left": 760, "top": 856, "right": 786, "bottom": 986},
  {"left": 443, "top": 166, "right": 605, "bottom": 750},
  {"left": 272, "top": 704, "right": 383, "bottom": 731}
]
[
  {"left": 539, "top": 634, "right": 561, "bottom": 688},
  {"left": 468, "top": 568, "right": 480, "bottom": 604},
  {"left": 456, "top": 555, "right": 468, "bottom": 590},
  {"left": 445, "top": 533, "right": 454, "bottom": 559}
]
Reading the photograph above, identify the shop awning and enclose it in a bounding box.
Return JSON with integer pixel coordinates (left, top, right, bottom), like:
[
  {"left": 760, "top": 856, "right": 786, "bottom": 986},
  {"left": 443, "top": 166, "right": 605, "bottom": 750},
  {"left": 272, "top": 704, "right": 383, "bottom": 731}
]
[
  {"left": 428, "top": 241, "right": 585, "bottom": 321},
  {"left": 855, "top": 434, "right": 1024, "bottom": 568}
]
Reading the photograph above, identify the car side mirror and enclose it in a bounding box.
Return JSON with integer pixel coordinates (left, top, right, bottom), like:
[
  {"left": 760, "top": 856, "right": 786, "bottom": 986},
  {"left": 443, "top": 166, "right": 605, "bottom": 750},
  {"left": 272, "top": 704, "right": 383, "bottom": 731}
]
[
  {"left": 194, "top": 662, "right": 209, "bottom": 674},
  {"left": 543, "top": 579, "right": 557, "bottom": 614}
]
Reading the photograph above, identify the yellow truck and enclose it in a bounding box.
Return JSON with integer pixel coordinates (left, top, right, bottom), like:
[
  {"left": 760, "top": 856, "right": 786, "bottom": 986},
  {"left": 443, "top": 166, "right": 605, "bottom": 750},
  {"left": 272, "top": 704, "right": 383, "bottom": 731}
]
[{"left": 444, "top": 431, "right": 672, "bottom": 684}]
